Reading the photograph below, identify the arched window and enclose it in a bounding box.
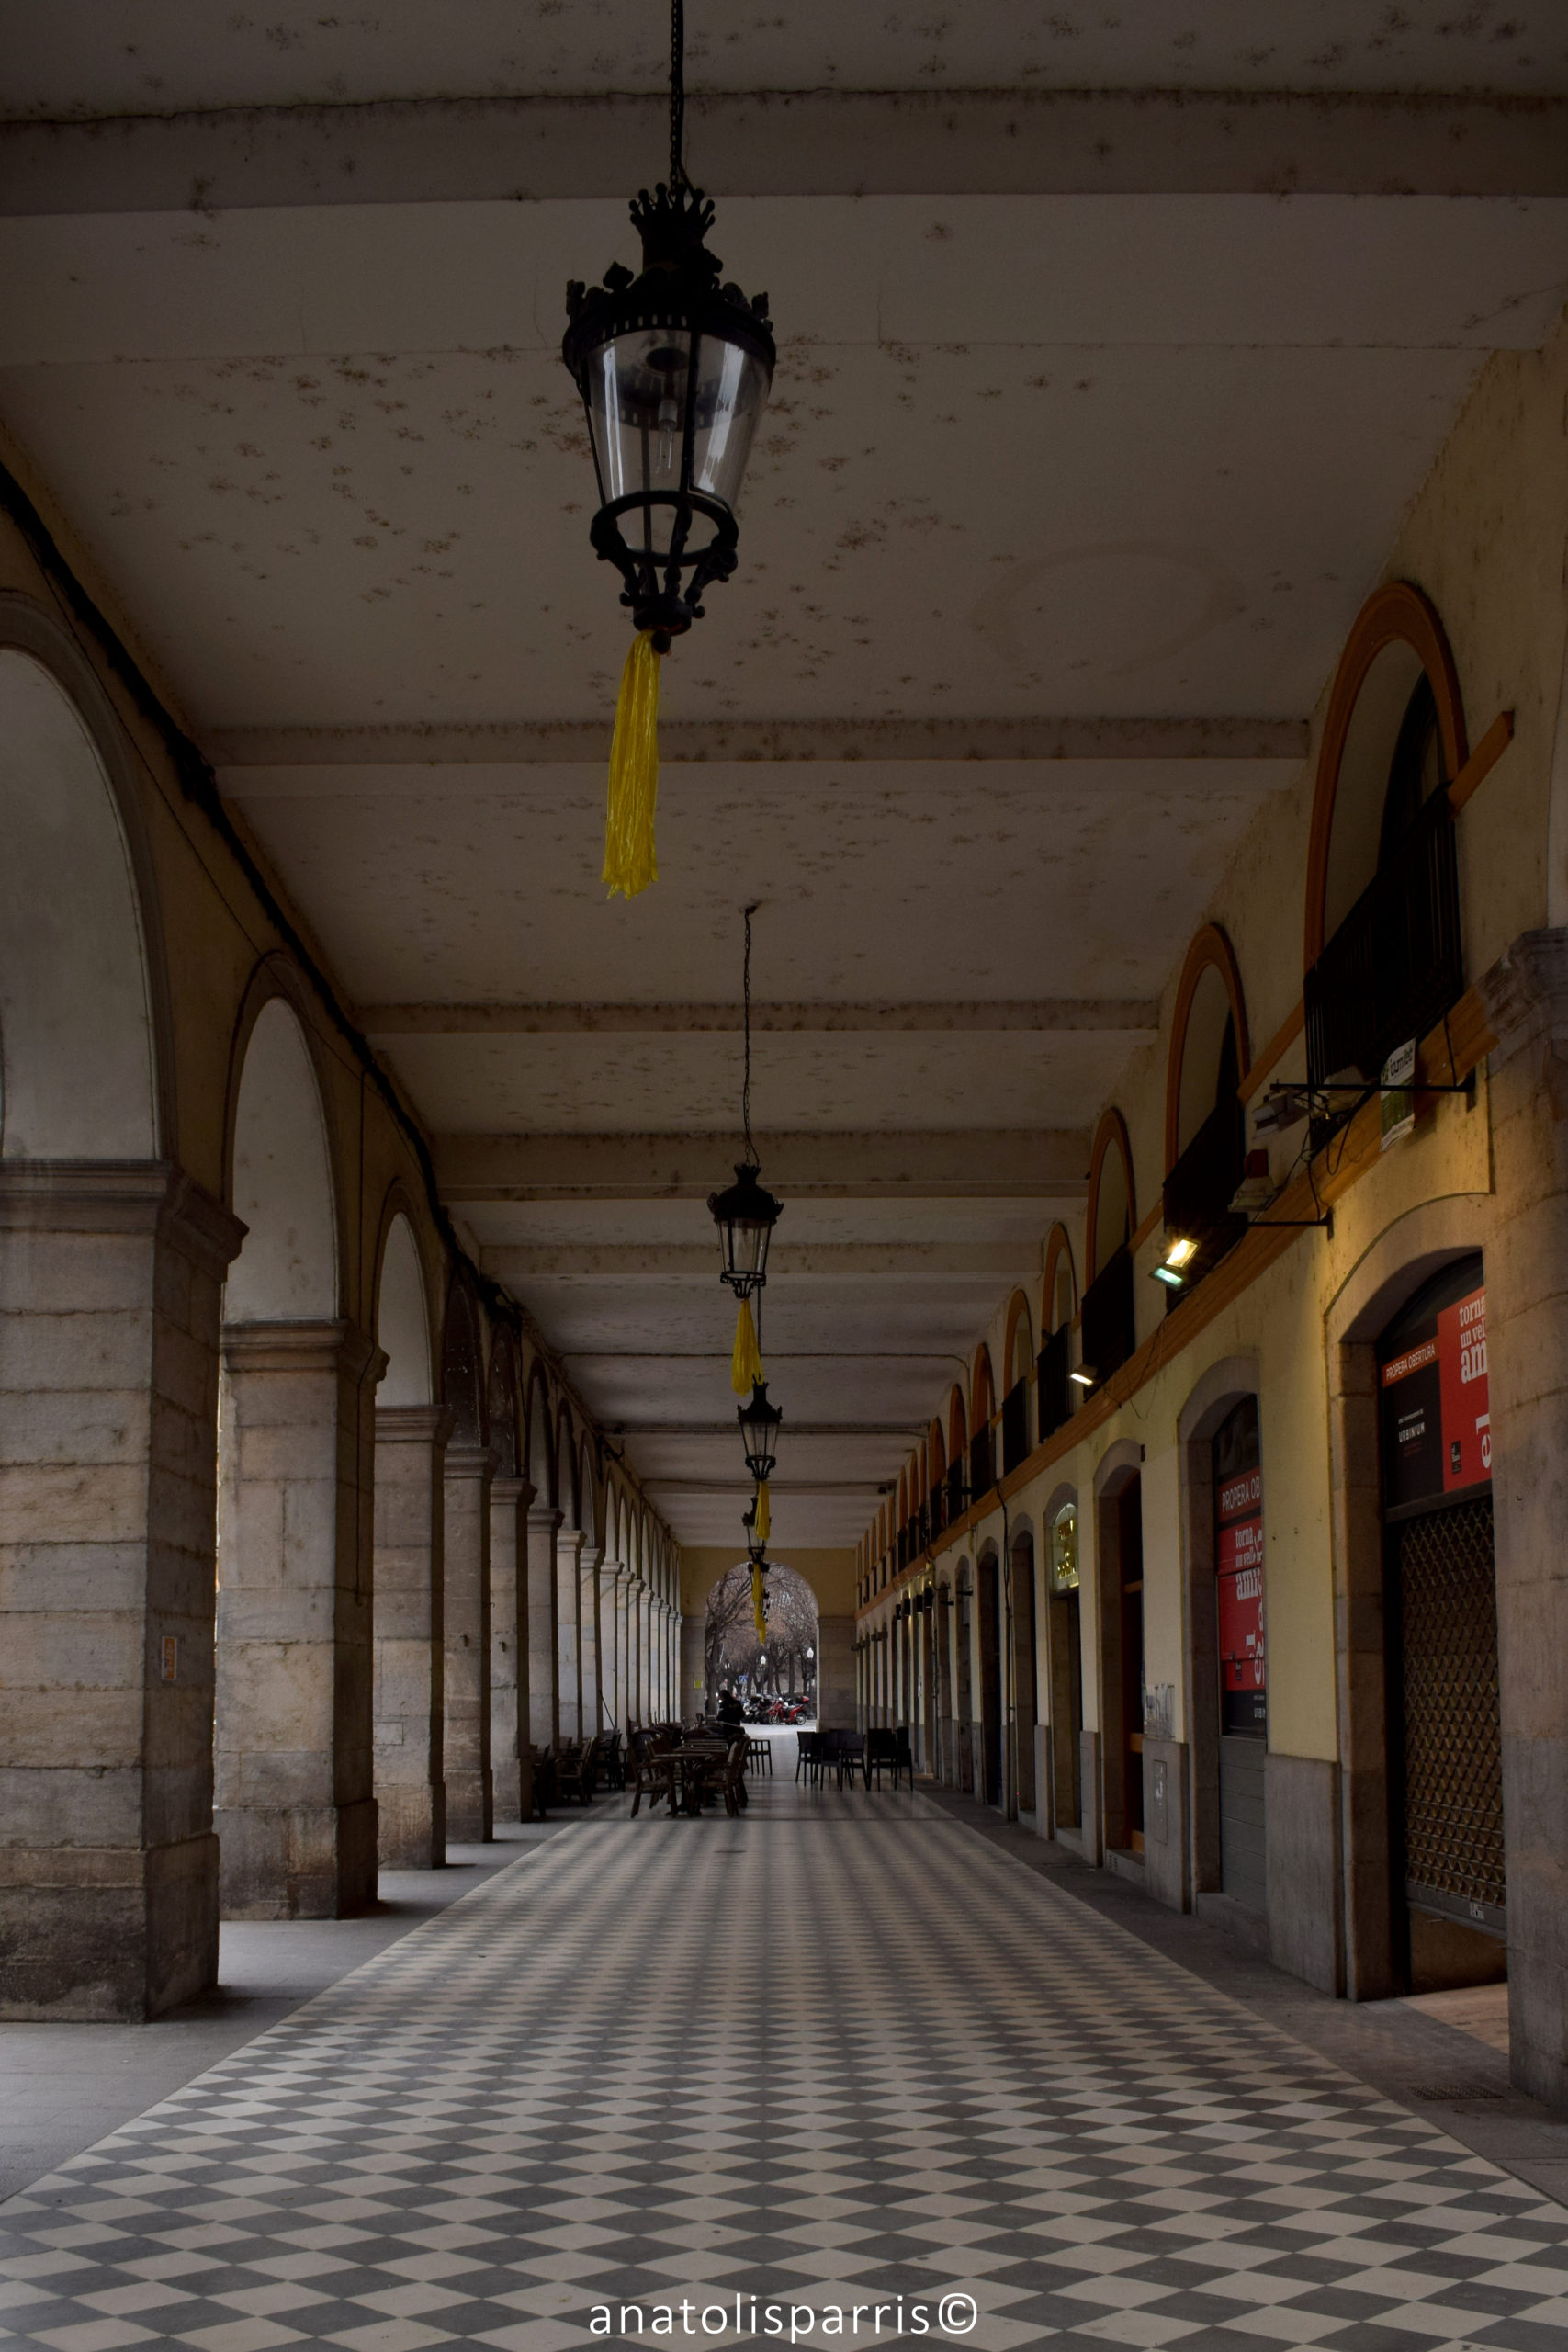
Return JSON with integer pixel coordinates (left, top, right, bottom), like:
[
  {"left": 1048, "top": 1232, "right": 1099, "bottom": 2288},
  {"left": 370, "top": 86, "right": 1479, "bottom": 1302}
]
[
  {"left": 1082, "top": 1111, "right": 1137, "bottom": 1383},
  {"left": 1040, "top": 1226, "right": 1077, "bottom": 1440},
  {"left": 1159, "top": 926, "right": 1251, "bottom": 1300},
  {"left": 927, "top": 1416, "right": 948, "bottom": 1536},
  {"left": 1304, "top": 583, "right": 1468, "bottom": 1124},
  {"left": 945, "top": 1384, "right": 967, "bottom": 1524},
  {"left": 1001, "top": 1290, "right": 1034, "bottom": 1474},
  {"left": 970, "top": 1345, "right": 997, "bottom": 1501}
]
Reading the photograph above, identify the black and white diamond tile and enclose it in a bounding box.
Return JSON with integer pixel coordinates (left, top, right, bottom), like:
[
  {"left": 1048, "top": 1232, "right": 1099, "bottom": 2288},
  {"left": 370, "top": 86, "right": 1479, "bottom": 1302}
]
[{"left": 2, "top": 1785, "right": 1565, "bottom": 2350}]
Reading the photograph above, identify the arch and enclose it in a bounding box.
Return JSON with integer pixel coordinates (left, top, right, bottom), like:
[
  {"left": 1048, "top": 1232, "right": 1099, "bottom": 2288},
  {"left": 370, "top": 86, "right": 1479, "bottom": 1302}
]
[
  {"left": 0, "top": 605, "right": 167, "bottom": 1161},
  {"left": 579, "top": 1439, "right": 598, "bottom": 1545},
  {"left": 946, "top": 1382, "right": 967, "bottom": 1464},
  {"left": 440, "top": 1270, "right": 485, "bottom": 1443},
  {"left": 524, "top": 1364, "right": 555, "bottom": 1504},
  {"left": 929, "top": 1417, "right": 946, "bottom": 1489},
  {"left": 375, "top": 1204, "right": 434, "bottom": 1407},
  {"left": 1093, "top": 1436, "right": 1145, "bottom": 1498},
  {"left": 1176, "top": 1352, "right": 1265, "bottom": 1907},
  {"left": 1003, "top": 1289, "right": 1035, "bottom": 1391},
  {"left": 1043, "top": 1225, "right": 1077, "bottom": 1332},
  {"left": 486, "top": 1323, "right": 521, "bottom": 1476},
  {"left": 225, "top": 991, "right": 338, "bottom": 1321},
  {"left": 1306, "top": 582, "right": 1468, "bottom": 966},
  {"left": 1086, "top": 1109, "right": 1135, "bottom": 1283},
  {"left": 556, "top": 1405, "right": 580, "bottom": 1525},
  {"left": 1166, "top": 925, "right": 1250, "bottom": 1172},
  {"left": 970, "top": 1343, "right": 996, "bottom": 1432}
]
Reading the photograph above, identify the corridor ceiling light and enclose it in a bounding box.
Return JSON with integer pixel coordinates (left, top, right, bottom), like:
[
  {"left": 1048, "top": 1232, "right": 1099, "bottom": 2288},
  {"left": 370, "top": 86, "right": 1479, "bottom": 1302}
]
[{"left": 562, "top": 0, "right": 775, "bottom": 899}]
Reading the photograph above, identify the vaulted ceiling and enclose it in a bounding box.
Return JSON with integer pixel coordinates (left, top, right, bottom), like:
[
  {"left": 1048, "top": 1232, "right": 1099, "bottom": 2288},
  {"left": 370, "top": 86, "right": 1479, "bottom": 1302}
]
[{"left": 6, "top": 3, "right": 1566, "bottom": 1544}]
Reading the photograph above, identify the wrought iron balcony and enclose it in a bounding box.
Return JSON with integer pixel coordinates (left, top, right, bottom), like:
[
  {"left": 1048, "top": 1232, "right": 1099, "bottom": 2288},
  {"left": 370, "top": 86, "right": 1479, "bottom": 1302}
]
[
  {"left": 968, "top": 1425, "right": 995, "bottom": 1505},
  {"left": 1037, "top": 1325, "right": 1071, "bottom": 1442},
  {"left": 1080, "top": 1243, "right": 1135, "bottom": 1381},
  {"left": 1161, "top": 1093, "right": 1247, "bottom": 1303},
  {"left": 1305, "top": 786, "right": 1462, "bottom": 1137},
  {"left": 1001, "top": 1378, "right": 1031, "bottom": 1475}
]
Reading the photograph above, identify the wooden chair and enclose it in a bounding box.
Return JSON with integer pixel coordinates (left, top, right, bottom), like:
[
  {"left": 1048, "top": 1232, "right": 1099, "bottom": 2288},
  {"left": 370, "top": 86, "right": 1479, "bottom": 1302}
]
[
  {"left": 795, "top": 1729, "right": 824, "bottom": 1784},
  {"left": 746, "top": 1736, "right": 772, "bottom": 1778},
  {"left": 865, "top": 1727, "right": 907, "bottom": 1791},
  {"left": 721, "top": 1738, "right": 750, "bottom": 1816},
  {"left": 553, "top": 1741, "right": 591, "bottom": 1805},
  {"left": 627, "top": 1731, "right": 677, "bottom": 1818}
]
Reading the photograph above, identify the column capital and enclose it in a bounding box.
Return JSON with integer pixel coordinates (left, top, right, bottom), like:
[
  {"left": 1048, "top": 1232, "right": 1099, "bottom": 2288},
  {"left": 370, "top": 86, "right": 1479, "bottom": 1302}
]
[
  {"left": 557, "top": 1524, "right": 587, "bottom": 1557},
  {"left": 528, "top": 1502, "right": 563, "bottom": 1532},
  {"left": 0, "top": 1159, "right": 245, "bottom": 1276},
  {"left": 221, "top": 1318, "right": 381, "bottom": 1384},
  {"left": 375, "top": 1402, "right": 457, "bottom": 1446},
  {"left": 1479, "top": 926, "right": 1568, "bottom": 1067},
  {"left": 445, "top": 1438, "right": 498, "bottom": 1481},
  {"left": 579, "top": 1542, "right": 605, "bottom": 1572},
  {"left": 491, "top": 1472, "right": 529, "bottom": 1505}
]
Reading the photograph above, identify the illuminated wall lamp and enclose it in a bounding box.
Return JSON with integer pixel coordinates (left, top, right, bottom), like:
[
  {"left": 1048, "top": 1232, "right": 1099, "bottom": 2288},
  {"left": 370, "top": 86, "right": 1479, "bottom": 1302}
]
[
  {"left": 1152, "top": 1230, "right": 1199, "bottom": 1289},
  {"left": 1069, "top": 1365, "right": 1098, "bottom": 1390}
]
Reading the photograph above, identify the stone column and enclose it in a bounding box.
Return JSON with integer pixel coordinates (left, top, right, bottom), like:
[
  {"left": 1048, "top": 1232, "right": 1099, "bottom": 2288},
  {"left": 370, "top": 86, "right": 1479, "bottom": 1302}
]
[
  {"left": 217, "top": 1318, "right": 384, "bottom": 1919},
  {"left": 599, "top": 1557, "right": 622, "bottom": 1729},
  {"left": 818, "top": 1614, "right": 856, "bottom": 1731},
  {"left": 556, "top": 1526, "right": 585, "bottom": 1742},
  {"left": 580, "top": 1543, "right": 605, "bottom": 1738},
  {"left": 373, "top": 1403, "right": 453, "bottom": 1868},
  {"left": 1479, "top": 930, "right": 1568, "bottom": 2106},
  {"left": 611, "top": 1565, "right": 628, "bottom": 1727},
  {"left": 0, "top": 1165, "right": 242, "bottom": 2019},
  {"left": 489, "top": 1474, "right": 530, "bottom": 1822},
  {"left": 442, "top": 1441, "right": 495, "bottom": 1841},
  {"left": 526, "top": 1504, "right": 561, "bottom": 1753}
]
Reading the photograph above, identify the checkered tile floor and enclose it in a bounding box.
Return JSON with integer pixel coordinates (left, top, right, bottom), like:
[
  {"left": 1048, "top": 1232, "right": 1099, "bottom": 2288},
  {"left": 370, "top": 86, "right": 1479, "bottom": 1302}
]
[{"left": 3, "top": 1781, "right": 1565, "bottom": 2350}]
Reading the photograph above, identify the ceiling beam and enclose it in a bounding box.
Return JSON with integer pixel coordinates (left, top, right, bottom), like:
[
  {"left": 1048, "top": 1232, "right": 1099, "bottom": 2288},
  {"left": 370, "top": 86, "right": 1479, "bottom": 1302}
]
[
  {"left": 438, "top": 1130, "right": 1090, "bottom": 1203},
  {"left": 365, "top": 999, "right": 1157, "bottom": 1038},
  {"left": 481, "top": 1242, "right": 1046, "bottom": 1281},
  {"left": 6, "top": 91, "right": 1564, "bottom": 214},
  {"left": 215, "top": 715, "right": 1307, "bottom": 770}
]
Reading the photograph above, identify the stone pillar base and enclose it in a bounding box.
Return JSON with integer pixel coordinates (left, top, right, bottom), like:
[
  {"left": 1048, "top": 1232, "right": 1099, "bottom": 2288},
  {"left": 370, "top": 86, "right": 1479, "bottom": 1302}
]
[
  {"left": 0, "top": 1829, "right": 220, "bottom": 2022},
  {"left": 218, "top": 1797, "right": 378, "bottom": 1921},
  {"left": 377, "top": 1782, "right": 446, "bottom": 1871},
  {"left": 445, "top": 1771, "right": 494, "bottom": 1845}
]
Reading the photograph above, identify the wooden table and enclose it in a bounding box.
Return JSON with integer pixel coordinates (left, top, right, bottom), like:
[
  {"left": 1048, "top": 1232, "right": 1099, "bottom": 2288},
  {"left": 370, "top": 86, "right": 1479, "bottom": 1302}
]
[{"left": 667, "top": 1740, "right": 730, "bottom": 1815}]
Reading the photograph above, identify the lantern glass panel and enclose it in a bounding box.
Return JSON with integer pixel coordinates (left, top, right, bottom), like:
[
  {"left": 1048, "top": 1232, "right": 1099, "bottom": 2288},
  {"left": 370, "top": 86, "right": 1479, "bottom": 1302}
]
[
  {"left": 690, "top": 336, "right": 769, "bottom": 510},
  {"left": 584, "top": 327, "right": 694, "bottom": 551},
  {"left": 723, "top": 1212, "right": 772, "bottom": 1284}
]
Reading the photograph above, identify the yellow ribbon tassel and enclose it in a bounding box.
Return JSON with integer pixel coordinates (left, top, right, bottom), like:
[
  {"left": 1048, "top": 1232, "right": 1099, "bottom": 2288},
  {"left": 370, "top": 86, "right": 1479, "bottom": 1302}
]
[
  {"left": 751, "top": 1562, "right": 768, "bottom": 1650},
  {"left": 731, "top": 1295, "right": 763, "bottom": 1395},
  {"left": 603, "top": 630, "right": 661, "bottom": 900},
  {"left": 754, "top": 1479, "right": 770, "bottom": 1544}
]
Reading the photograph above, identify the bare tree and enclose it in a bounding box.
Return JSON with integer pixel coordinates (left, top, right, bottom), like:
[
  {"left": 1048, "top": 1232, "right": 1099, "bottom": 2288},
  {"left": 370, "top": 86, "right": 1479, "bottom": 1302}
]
[{"left": 705, "top": 1560, "right": 819, "bottom": 1702}]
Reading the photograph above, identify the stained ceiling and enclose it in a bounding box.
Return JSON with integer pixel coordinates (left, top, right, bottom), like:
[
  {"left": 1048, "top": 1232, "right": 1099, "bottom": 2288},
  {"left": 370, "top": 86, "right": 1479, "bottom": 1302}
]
[{"left": 5, "top": 5, "right": 1567, "bottom": 1547}]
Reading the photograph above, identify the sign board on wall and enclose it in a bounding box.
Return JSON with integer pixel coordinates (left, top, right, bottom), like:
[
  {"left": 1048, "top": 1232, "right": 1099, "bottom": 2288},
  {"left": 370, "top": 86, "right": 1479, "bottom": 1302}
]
[
  {"left": 1381, "top": 1282, "right": 1490, "bottom": 1516},
  {"left": 1217, "top": 1464, "right": 1266, "bottom": 1736}
]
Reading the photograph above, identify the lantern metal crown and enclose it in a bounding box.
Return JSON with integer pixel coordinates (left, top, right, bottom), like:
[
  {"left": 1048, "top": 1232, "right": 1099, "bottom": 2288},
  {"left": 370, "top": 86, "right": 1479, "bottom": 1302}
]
[{"left": 561, "top": 9, "right": 774, "bottom": 648}]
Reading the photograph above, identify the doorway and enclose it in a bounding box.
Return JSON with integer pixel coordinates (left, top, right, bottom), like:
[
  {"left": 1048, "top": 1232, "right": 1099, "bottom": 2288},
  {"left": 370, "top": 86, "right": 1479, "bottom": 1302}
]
[
  {"left": 955, "top": 1571, "right": 974, "bottom": 1792},
  {"left": 1097, "top": 1472, "right": 1145, "bottom": 1855},
  {"left": 1047, "top": 1501, "right": 1082, "bottom": 1827},
  {"left": 1213, "top": 1397, "right": 1267, "bottom": 1913},
  {"left": 1379, "top": 1256, "right": 1505, "bottom": 1994},
  {"left": 977, "top": 1553, "right": 1002, "bottom": 1806},
  {"left": 1011, "top": 1532, "right": 1038, "bottom": 1815}
]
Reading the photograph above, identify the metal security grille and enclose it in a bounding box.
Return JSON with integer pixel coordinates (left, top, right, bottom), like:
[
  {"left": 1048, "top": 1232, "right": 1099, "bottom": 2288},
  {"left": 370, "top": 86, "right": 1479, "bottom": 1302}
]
[{"left": 1398, "top": 1496, "right": 1506, "bottom": 1923}]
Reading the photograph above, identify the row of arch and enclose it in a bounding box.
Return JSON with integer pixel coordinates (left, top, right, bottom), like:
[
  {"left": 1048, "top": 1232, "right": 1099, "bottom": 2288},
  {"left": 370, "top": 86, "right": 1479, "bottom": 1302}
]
[{"left": 858, "top": 581, "right": 1483, "bottom": 1600}]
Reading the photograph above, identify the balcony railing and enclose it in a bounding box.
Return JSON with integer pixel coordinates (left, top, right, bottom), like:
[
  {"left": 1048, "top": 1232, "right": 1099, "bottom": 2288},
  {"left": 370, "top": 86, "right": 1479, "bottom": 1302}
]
[
  {"left": 1161, "top": 1093, "right": 1247, "bottom": 1301},
  {"left": 1037, "top": 1324, "right": 1071, "bottom": 1442},
  {"left": 1001, "top": 1378, "right": 1030, "bottom": 1475},
  {"left": 969, "top": 1424, "right": 995, "bottom": 1505},
  {"left": 1305, "top": 786, "right": 1462, "bottom": 1129},
  {"left": 1080, "top": 1243, "right": 1135, "bottom": 1380}
]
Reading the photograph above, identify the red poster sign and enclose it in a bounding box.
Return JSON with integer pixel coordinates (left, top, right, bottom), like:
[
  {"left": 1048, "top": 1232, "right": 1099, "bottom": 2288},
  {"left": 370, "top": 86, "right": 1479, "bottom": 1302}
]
[
  {"left": 1216, "top": 1465, "right": 1265, "bottom": 1729},
  {"left": 1381, "top": 1282, "right": 1489, "bottom": 1509},
  {"left": 1438, "top": 1285, "right": 1490, "bottom": 1491}
]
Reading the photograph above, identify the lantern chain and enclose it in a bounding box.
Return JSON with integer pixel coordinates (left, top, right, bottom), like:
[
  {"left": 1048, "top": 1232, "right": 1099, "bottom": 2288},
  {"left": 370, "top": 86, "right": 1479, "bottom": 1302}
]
[
  {"left": 669, "top": 0, "right": 687, "bottom": 189},
  {"left": 742, "top": 900, "right": 758, "bottom": 1167}
]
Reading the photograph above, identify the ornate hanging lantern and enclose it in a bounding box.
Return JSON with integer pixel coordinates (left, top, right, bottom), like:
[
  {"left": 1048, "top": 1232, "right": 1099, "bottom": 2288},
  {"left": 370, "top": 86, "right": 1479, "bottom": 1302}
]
[
  {"left": 710, "top": 907, "right": 783, "bottom": 1391},
  {"left": 562, "top": 0, "right": 775, "bottom": 899}
]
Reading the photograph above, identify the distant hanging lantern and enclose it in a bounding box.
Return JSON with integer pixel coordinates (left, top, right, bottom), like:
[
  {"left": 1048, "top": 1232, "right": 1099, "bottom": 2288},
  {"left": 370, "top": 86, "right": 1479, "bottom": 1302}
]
[
  {"left": 739, "top": 1382, "right": 783, "bottom": 1484},
  {"left": 562, "top": 0, "right": 775, "bottom": 900},
  {"left": 710, "top": 905, "right": 783, "bottom": 1390}
]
